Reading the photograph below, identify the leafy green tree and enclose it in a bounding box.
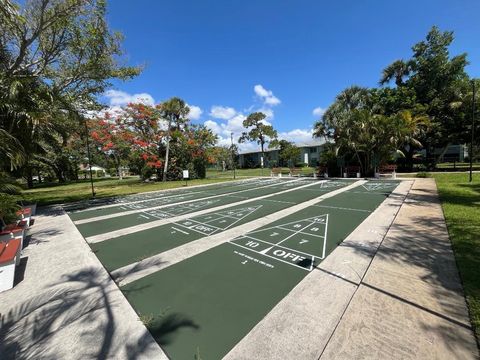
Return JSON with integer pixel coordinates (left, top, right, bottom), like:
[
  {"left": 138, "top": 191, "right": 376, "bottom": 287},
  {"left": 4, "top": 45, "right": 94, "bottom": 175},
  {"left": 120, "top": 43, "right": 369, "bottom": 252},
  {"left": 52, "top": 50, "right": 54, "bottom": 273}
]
[
  {"left": 273, "top": 140, "right": 301, "bottom": 167},
  {"left": 314, "top": 87, "right": 428, "bottom": 175},
  {"left": 0, "top": 0, "right": 141, "bottom": 173},
  {"left": 381, "top": 26, "right": 471, "bottom": 167},
  {"left": 239, "top": 112, "right": 278, "bottom": 168},
  {"left": 379, "top": 59, "right": 413, "bottom": 87}
]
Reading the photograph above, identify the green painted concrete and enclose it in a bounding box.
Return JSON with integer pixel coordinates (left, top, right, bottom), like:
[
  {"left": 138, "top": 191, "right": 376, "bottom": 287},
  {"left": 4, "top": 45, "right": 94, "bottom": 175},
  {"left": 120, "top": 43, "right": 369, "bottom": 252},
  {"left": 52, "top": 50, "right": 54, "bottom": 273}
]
[
  {"left": 121, "top": 181, "right": 399, "bottom": 359},
  {"left": 90, "top": 180, "right": 353, "bottom": 271}
]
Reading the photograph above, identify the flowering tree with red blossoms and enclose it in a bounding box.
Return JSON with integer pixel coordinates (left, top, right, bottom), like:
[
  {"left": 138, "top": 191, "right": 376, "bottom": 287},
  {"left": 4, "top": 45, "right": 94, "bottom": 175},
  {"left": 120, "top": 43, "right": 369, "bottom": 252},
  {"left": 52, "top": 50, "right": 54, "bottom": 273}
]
[
  {"left": 89, "top": 111, "right": 133, "bottom": 179},
  {"left": 90, "top": 100, "right": 218, "bottom": 181}
]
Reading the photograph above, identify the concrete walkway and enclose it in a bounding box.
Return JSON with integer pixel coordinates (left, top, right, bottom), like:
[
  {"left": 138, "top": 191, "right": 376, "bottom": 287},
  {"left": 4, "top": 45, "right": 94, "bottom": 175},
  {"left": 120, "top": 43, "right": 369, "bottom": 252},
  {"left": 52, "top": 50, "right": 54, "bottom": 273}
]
[
  {"left": 0, "top": 207, "right": 167, "bottom": 360},
  {"left": 319, "top": 178, "right": 478, "bottom": 359}
]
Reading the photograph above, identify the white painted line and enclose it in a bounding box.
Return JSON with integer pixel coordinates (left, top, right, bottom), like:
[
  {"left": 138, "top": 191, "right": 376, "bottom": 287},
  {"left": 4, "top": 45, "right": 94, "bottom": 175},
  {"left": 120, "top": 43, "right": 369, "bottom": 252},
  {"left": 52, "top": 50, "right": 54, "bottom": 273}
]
[
  {"left": 75, "top": 178, "right": 300, "bottom": 225},
  {"left": 275, "top": 226, "right": 325, "bottom": 238},
  {"left": 228, "top": 242, "right": 311, "bottom": 272},
  {"left": 239, "top": 235, "right": 318, "bottom": 258},
  {"left": 311, "top": 205, "right": 372, "bottom": 213},
  {"left": 112, "top": 180, "right": 367, "bottom": 285},
  {"left": 86, "top": 180, "right": 326, "bottom": 243},
  {"left": 322, "top": 214, "right": 329, "bottom": 259},
  {"left": 171, "top": 227, "right": 190, "bottom": 235},
  {"left": 275, "top": 221, "right": 317, "bottom": 247}
]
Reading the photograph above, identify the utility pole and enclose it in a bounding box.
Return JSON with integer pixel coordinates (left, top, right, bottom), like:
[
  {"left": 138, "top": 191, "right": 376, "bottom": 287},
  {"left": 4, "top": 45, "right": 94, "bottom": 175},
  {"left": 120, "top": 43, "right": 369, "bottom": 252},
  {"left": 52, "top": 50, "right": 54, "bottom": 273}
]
[
  {"left": 84, "top": 119, "right": 96, "bottom": 198},
  {"left": 470, "top": 80, "right": 476, "bottom": 183},
  {"left": 231, "top": 132, "right": 236, "bottom": 180}
]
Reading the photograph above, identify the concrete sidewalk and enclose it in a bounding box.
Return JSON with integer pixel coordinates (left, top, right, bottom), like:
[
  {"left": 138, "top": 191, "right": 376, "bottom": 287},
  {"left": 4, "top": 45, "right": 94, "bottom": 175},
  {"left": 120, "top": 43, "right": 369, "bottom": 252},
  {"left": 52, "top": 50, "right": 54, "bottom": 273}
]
[
  {"left": 0, "top": 207, "right": 167, "bottom": 359},
  {"left": 320, "top": 178, "right": 478, "bottom": 359}
]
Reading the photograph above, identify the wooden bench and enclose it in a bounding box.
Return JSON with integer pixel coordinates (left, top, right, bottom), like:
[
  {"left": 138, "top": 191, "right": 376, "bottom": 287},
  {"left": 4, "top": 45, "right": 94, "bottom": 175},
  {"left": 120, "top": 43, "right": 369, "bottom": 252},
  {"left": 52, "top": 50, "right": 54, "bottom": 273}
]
[
  {"left": 16, "top": 207, "right": 32, "bottom": 226},
  {"left": 344, "top": 166, "right": 361, "bottom": 178},
  {"left": 0, "top": 220, "right": 28, "bottom": 249},
  {"left": 289, "top": 168, "right": 302, "bottom": 177},
  {"left": 379, "top": 164, "right": 397, "bottom": 178},
  {"left": 270, "top": 167, "right": 282, "bottom": 177},
  {"left": 0, "top": 239, "right": 22, "bottom": 292}
]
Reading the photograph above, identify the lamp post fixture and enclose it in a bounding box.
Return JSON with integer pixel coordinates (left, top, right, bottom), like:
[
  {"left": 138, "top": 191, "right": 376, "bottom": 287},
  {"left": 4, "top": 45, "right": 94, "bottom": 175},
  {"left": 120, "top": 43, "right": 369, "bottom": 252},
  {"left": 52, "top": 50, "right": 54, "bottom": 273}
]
[
  {"left": 231, "top": 132, "right": 236, "bottom": 180},
  {"left": 470, "top": 80, "right": 476, "bottom": 183},
  {"left": 84, "top": 119, "right": 96, "bottom": 198}
]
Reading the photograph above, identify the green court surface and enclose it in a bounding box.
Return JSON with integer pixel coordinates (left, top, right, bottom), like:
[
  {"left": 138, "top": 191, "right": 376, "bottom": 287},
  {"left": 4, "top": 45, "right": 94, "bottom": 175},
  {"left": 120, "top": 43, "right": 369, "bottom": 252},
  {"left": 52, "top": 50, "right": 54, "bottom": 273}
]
[
  {"left": 72, "top": 178, "right": 325, "bottom": 238},
  {"left": 120, "top": 180, "right": 399, "bottom": 359},
  {"left": 69, "top": 178, "right": 282, "bottom": 222},
  {"left": 89, "top": 180, "right": 354, "bottom": 271},
  {"left": 72, "top": 180, "right": 312, "bottom": 238}
]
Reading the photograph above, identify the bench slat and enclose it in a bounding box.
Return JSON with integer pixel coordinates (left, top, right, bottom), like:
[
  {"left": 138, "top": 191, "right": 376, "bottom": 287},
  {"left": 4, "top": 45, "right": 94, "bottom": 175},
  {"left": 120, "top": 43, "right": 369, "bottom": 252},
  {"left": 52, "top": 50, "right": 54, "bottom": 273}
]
[{"left": 0, "top": 239, "right": 20, "bottom": 264}]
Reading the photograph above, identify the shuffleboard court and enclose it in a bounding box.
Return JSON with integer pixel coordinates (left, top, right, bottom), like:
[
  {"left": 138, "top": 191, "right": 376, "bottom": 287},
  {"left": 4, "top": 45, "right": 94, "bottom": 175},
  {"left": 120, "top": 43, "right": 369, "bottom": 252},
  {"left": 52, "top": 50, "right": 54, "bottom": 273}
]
[
  {"left": 89, "top": 180, "right": 354, "bottom": 272},
  {"left": 74, "top": 178, "right": 340, "bottom": 239},
  {"left": 120, "top": 180, "right": 400, "bottom": 359},
  {"left": 68, "top": 178, "right": 286, "bottom": 221}
]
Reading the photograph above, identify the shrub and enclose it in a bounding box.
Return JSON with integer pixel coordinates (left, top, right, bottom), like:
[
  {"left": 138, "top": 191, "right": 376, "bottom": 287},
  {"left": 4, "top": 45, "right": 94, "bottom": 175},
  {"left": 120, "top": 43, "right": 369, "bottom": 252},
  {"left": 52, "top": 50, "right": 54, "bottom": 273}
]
[
  {"left": 416, "top": 171, "right": 431, "bottom": 178},
  {"left": 0, "top": 193, "right": 20, "bottom": 228},
  {"left": 193, "top": 158, "right": 207, "bottom": 179},
  {"left": 141, "top": 166, "right": 155, "bottom": 181}
]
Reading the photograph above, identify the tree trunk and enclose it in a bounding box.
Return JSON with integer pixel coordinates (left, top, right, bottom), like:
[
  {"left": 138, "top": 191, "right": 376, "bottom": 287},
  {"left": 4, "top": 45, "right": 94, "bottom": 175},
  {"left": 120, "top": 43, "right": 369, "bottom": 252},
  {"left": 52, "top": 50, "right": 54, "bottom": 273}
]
[
  {"left": 405, "top": 146, "right": 415, "bottom": 172},
  {"left": 354, "top": 150, "right": 364, "bottom": 176},
  {"left": 25, "top": 166, "right": 34, "bottom": 189},
  {"left": 115, "top": 155, "right": 123, "bottom": 180},
  {"left": 162, "top": 118, "right": 172, "bottom": 182},
  {"left": 260, "top": 141, "right": 265, "bottom": 168}
]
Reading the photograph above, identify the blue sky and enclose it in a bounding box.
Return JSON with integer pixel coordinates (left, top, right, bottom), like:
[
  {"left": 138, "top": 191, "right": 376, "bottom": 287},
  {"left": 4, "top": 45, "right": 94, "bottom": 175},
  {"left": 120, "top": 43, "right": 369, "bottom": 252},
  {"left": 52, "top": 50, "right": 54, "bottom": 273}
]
[{"left": 103, "top": 0, "right": 480, "bottom": 150}]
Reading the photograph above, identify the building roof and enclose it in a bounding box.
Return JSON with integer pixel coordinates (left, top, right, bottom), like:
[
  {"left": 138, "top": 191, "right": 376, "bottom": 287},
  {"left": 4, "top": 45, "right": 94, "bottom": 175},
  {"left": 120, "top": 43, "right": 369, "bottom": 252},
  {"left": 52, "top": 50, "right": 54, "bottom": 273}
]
[{"left": 238, "top": 138, "right": 327, "bottom": 155}]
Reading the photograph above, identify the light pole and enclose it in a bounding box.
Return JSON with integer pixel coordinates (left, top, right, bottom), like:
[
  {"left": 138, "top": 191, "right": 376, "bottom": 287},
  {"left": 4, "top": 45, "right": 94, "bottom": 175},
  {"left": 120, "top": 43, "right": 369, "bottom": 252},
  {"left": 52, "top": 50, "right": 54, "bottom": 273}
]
[
  {"left": 84, "top": 119, "right": 96, "bottom": 198},
  {"left": 231, "top": 132, "right": 236, "bottom": 180},
  {"left": 470, "top": 80, "right": 476, "bottom": 183}
]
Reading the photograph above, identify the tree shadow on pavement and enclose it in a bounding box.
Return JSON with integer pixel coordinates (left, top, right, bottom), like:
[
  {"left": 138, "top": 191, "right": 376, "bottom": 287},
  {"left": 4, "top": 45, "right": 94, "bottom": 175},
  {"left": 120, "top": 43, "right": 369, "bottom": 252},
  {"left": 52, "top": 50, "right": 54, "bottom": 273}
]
[
  {"left": 0, "top": 268, "right": 155, "bottom": 359},
  {"left": 344, "top": 184, "right": 479, "bottom": 355}
]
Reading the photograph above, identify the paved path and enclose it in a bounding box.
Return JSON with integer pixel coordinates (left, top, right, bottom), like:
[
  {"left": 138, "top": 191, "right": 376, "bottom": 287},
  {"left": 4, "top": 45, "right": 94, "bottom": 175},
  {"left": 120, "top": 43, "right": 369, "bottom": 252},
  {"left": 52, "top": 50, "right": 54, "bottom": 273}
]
[
  {"left": 0, "top": 207, "right": 167, "bottom": 360},
  {"left": 319, "top": 178, "right": 478, "bottom": 359}
]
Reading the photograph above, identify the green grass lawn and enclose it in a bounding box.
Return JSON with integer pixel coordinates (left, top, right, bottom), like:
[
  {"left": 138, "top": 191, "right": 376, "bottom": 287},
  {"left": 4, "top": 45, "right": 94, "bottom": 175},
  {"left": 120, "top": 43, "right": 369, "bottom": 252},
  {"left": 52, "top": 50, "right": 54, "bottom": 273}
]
[
  {"left": 207, "top": 167, "right": 315, "bottom": 178},
  {"left": 434, "top": 173, "right": 480, "bottom": 344},
  {"left": 21, "top": 177, "right": 234, "bottom": 206},
  {"left": 20, "top": 168, "right": 316, "bottom": 206}
]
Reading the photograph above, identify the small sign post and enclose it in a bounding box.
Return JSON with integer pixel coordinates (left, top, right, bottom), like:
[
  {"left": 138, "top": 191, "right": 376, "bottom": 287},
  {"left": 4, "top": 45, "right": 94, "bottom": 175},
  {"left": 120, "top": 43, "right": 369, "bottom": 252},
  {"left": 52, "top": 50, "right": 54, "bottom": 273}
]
[{"left": 183, "top": 169, "right": 189, "bottom": 186}]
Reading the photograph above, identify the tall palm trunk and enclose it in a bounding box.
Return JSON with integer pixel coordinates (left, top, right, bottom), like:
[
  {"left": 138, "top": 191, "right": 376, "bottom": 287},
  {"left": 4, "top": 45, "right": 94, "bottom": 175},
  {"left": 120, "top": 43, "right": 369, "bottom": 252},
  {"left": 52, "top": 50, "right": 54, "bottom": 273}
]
[
  {"left": 162, "top": 117, "right": 172, "bottom": 182},
  {"left": 260, "top": 141, "right": 265, "bottom": 168}
]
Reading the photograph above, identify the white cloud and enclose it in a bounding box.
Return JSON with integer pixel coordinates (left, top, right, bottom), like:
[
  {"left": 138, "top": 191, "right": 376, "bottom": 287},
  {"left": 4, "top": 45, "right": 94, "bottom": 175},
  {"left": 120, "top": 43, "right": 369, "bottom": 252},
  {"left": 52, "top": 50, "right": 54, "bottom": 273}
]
[
  {"left": 210, "top": 105, "right": 237, "bottom": 120},
  {"left": 204, "top": 113, "right": 254, "bottom": 150},
  {"left": 187, "top": 104, "right": 203, "bottom": 120},
  {"left": 254, "top": 84, "right": 281, "bottom": 106},
  {"left": 278, "top": 128, "right": 315, "bottom": 145},
  {"left": 257, "top": 107, "right": 274, "bottom": 122},
  {"left": 313, "top": 106, "right": 326, "bottom": 117},
  {"left": 104, "top": 90, "right": 155, "bottom": 107},
  {"left": 204, "top": 120, "right": 222, "bottom": 135}
]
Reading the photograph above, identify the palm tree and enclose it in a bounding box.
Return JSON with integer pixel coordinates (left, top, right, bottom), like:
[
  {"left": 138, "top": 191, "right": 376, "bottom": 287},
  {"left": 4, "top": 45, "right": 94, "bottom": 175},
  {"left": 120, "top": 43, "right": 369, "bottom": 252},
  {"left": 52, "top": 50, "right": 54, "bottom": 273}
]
[
  {"left": 380, "top": 60, "right": 413, "bottom": 87},
  {"left": 157, "top": 97, "right": 190, "bottom": 182}
]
